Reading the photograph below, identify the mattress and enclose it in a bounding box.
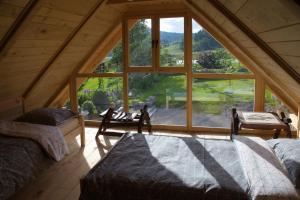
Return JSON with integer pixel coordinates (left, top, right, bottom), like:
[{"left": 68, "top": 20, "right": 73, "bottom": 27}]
[{"left": 80, "top": 134, "right": 249, "bottom": 200}]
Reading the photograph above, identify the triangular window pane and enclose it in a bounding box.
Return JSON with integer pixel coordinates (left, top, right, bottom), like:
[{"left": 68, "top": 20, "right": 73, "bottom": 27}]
[
  {"left": 192, "top": 19, "right": 251, "bottom": 74},
  {"left": 93, "top": 40, "right": 123, "bottom": 73}
]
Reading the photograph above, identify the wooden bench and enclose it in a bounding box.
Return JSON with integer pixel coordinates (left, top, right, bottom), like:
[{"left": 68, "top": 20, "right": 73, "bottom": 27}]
[
  {"left": 95, "top": 105, "right": 152, "bottom": 138},
  {"left": 231, "top": 108, "right": 292, "bottom": 139}
]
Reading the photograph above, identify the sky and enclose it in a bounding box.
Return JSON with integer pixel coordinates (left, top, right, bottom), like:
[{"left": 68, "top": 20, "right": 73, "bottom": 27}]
[{"left": 145, "top": 18, "right": 203, "bottom": 33}]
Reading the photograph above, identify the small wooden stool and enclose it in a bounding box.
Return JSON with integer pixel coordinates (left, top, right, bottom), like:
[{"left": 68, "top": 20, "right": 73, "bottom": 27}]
[
  {"left": 231, "top": 108, "right": 292, "bottom": 139},
  {"left": 95, "top": 105, "right": 152, "bottom": 138}
]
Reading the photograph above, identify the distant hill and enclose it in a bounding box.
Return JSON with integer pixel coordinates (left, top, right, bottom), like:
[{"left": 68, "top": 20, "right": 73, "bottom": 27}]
[{"left": 160, "top": 31, "right": 183, "bottom": 44}]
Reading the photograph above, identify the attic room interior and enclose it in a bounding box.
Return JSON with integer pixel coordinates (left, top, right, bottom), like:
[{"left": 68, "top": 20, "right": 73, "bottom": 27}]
[{"left": 1, "top": 0, "right": 300, "bottom": 199}]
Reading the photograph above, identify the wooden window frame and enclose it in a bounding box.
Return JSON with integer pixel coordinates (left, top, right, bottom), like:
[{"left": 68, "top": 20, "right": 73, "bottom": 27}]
[{"left": 72, "top": 13, "right": 272, "bottom": 134}]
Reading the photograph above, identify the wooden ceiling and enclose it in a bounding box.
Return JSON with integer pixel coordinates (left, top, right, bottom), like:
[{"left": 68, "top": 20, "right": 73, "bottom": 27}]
[{"left": 0, "top": 0, "right": 299, "bottom": 113}]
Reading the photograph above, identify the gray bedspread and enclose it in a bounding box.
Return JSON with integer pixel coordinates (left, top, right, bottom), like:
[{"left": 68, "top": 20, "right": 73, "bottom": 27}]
[
  {"left": 80, "top": 134, "right": 249, "bottom": 200},
  {"left": 0, "top": 135, "right": 53, "bottom": 200}
]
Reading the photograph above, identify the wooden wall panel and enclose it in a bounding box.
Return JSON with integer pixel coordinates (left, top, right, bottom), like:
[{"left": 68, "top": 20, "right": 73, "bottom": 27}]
[
  {"left": 24, "top": 4, "right": 124, "bottom": 111},
  {"left": 236, "top": 0, "right": 300, "bottom": 33},
  {"left": 0, "top": 0, "right": 99, "bottom": 101}
]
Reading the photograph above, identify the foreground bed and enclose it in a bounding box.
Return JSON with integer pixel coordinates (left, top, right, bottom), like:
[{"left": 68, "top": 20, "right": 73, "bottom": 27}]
[{"left": 80, "top": 134, "right": 299, "bottom": 200}]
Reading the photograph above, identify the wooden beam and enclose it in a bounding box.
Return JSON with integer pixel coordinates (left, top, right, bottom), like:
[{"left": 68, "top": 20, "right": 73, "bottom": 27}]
[
  {"left": 123, "top": 18, "right": 129, "bottom": 112},
  {"left": 297, "top": 103, "right": 300, "bottom": 138},
  {"left": 76, "top": 73, "right": 123, "bottom": 78},
  {"left": 23, "top": 0, "right": 106, "bottom": 99},
  {"left": 69, "top": 77, "right": 78, "bottom": 113},
  {"left": 254, "top": 75, "right": 265, "bottom": 112},
  {"left": 192, "top": 73, "right": 254, "bottom": 79},
  {"left": 0, "top": 0, "right": 38, "bottom": 53},
  {"left": 106, "top": 0, "right": 153, "bottom": 4},
  {"left": 186, "top": 15, "right": 193, "bottom": 129},
  {"left": 207, "top": 0, "right": 300, "bottom": 84}
]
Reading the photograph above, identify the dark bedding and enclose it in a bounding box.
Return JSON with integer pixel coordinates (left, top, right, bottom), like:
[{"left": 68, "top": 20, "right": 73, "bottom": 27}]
[
  {"left": 0, "top": 135, "right": 53, "bottom": 200},
  {"left": 80, "top": 134, "right": 249, "bottom": 200}
]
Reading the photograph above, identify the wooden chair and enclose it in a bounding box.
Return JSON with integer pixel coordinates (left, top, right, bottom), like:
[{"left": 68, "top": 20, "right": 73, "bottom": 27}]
[{"left": 95, "top": 105, "right": 152, "bottom": 138}]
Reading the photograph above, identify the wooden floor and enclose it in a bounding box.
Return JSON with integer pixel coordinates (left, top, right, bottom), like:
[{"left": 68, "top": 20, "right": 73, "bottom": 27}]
[{"left": 10, "top": 128, "right": 244, "bottom": 200}]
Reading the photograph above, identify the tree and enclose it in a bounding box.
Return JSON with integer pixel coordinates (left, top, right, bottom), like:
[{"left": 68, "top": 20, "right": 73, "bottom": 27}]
[
  {"left": 193, "top": 30, "right": 221, "bottom": 51},
  {"left": 129, "top": 20, "right": 152, "bottom": 66}
]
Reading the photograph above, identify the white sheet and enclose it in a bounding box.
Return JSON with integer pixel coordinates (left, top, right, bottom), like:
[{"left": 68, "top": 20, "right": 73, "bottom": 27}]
[{"left": 0, "top": 120, "right": 69, "bottom": 161}]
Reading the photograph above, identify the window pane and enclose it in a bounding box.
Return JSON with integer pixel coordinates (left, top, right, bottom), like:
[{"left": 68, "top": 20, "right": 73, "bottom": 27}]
[
  {"left": 77, "top": 77, "right": 123, "bottom": 120},
  {"left": 129, "top": 19, "right": 152, "bottom": 67},
  {"left": 265, "top": 87, "right": 291, "bottom": 114},
  {"left": 192, "top": 19, "right": 250, "bottom": 74},
  {"left": 160, "top": 17, "right": 184, "bottom": 67},
  {"left": 129, "top": 73, "right": 186, "bottom": 125},
  {"left": 93, "top": 40, "right": 123, "bottom": 73},
  {"left": 192, "top": 79, "right": 254, "bottom": 127}
]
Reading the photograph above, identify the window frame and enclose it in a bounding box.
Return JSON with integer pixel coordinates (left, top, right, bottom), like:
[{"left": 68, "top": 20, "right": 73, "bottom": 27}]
[{"left": 70, "top": 12, "right": 285, "bottom": 134}]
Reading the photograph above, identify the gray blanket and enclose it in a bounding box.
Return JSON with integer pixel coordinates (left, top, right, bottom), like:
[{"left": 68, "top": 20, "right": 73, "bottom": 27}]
[
  {"left": 0, "top": 135, "right": 53, "bottom": 200},
  {"left": 80, "top": 134, "right": 249, "bottom": 200}
]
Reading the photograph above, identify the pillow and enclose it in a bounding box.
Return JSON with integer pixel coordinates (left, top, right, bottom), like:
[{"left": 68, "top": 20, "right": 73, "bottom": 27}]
[
  {"left": 15, "top": 108, "right": 77, "bottom": 126},
  {"left": 267, "top": 139, "right": 300, "bottom": 188}
]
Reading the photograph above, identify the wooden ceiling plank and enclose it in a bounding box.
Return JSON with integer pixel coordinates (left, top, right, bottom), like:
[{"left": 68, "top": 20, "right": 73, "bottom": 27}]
[{"left": 207, "top": 0, "right": 300, "bottom": 84}]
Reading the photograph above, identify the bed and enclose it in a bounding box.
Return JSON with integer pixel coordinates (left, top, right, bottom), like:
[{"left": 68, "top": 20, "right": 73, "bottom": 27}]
[
  {"left": 79, "top": 133, "right": 300, "bottom": 200},
  {"left": 14, "top": 107, "right": 85, "bottom": 146},
  {"left": 0, "top": 108, "right": 79, "bottom": 200}
]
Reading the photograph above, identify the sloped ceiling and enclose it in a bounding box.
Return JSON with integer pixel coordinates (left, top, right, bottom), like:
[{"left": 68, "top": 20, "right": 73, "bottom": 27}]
[{"left": 0, "top": 0, "right": 299, "bottom": 113}]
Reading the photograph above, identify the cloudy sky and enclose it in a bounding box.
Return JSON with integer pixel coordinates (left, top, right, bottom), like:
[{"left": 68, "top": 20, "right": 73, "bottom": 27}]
[{"left": 145, "top": 18, "right": 203, "bottom": 33}]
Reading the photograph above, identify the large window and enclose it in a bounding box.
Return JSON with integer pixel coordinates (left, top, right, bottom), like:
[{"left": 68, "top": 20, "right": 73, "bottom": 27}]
[
  {"left": 192, "top": 79, "right": 254, "bottom": 127},
  {"left": 129, "top": 73, "right": 186, "bottom": 125},
  {"left": 71, "top": 14, "right": 294, "bottom": 133}
]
